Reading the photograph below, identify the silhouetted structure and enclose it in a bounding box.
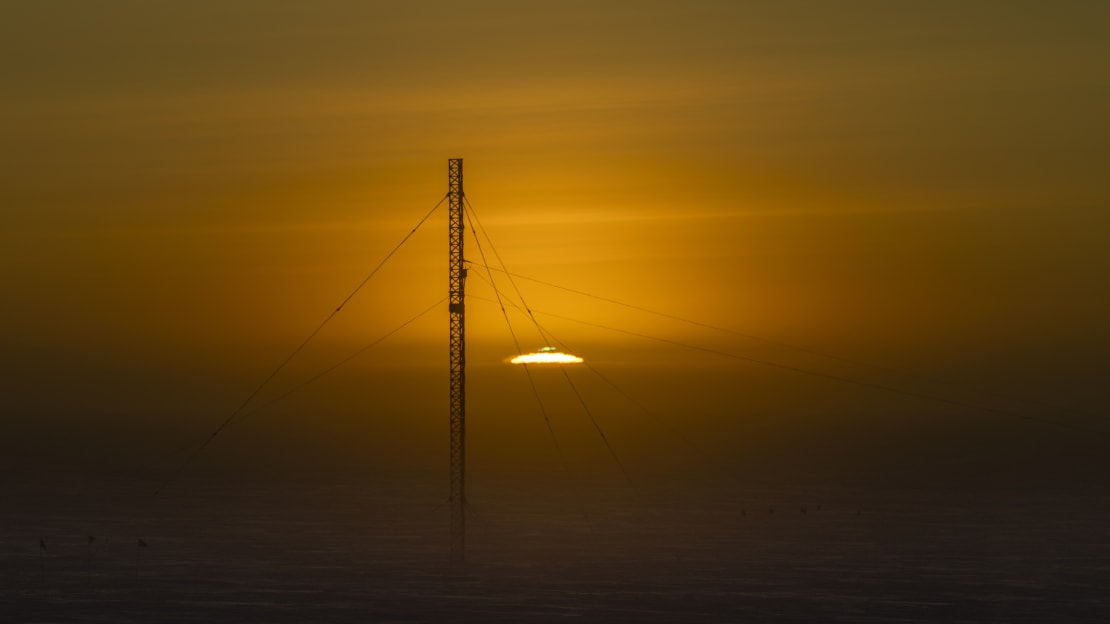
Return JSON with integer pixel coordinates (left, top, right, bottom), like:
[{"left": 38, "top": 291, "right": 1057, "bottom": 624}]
[{"left": 447, "top": 158, "right": 466, "bottom": 563}]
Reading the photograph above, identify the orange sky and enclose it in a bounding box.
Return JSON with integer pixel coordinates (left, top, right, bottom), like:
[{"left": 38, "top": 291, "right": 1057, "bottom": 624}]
[{"left": 2, "top": 1, "right": 1108, "bottom": 486}]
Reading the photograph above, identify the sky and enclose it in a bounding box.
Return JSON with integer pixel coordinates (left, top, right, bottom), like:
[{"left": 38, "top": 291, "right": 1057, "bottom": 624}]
[{"left": 2, "top": 1, "right": 1109, "bottom": 490}]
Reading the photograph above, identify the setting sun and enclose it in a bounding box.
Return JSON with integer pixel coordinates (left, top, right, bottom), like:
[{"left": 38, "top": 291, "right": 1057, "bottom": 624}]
[
  {"left": 510, "top": 346, "right": 584, "bottom": 364},
  {"left": 2, "top": 2, "right": 1107, "bottom": 621}
]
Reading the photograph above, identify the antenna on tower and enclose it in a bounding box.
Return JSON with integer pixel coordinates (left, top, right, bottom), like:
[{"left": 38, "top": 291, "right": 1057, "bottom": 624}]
[{"left": 447, "top": 158, "right": 466, "bottom": 563}]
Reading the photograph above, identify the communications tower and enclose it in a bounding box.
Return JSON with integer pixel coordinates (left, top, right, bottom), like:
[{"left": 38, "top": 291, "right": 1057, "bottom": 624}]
[{"left": 447, "top": 158, "right": 466, "bottom": 562}]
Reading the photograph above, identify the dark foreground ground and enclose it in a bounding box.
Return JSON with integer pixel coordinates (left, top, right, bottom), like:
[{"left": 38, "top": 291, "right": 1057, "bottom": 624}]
[{"left": 2, "top": 477, "right": 1108, "bottom": 623}]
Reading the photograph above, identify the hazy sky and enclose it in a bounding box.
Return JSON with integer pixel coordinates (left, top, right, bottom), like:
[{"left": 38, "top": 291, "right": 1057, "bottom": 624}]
[{"left": 2, "top": 1, "right": 1108, "bottom": 486}]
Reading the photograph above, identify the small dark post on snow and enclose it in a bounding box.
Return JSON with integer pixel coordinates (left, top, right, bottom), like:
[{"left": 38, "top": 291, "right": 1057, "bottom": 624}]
[
  {"left": 136, "top": 538, "right": 148, "bottom": 569},
  {"left": 87, "top": 535, "right": 94, "bottom": 583},
  {"left": 39, "top": 538, "right": 47, "bottom": 583}
]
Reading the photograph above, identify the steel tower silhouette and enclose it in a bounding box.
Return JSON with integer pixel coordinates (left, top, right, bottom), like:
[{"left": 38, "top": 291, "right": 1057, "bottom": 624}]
[{"left": 447, "top": 158, "right": 466, "bottom": 562}]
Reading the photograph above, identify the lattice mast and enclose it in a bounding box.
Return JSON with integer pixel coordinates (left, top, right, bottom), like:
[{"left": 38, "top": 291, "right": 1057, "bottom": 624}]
[{"left": 447, "top": 158, "right": 466, "bottom": 562}]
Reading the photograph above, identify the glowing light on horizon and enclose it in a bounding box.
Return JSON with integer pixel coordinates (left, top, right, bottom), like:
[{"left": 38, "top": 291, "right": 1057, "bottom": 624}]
[{"left": 510, "top": 346, "right": 584, "bottom": 364}]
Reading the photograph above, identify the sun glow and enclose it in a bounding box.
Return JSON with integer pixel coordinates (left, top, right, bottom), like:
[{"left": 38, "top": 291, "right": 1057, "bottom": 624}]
[{"left": 510, "top": 346, "right": 584, "bottom": 364}]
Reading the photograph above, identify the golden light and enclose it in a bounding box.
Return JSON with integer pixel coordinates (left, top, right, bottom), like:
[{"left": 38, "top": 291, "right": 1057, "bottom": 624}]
[{"left": 510, "top": 346, "right": 584, "bottom": 364}]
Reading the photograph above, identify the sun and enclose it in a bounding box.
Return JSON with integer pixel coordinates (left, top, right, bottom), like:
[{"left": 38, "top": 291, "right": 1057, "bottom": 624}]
[{"left": 510, "top": 346, "right": 584, "bottom": 364}]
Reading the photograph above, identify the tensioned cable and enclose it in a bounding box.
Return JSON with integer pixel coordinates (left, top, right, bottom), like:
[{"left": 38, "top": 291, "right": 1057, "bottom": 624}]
[
  {"left": 466, "top": 289, "right": 854, "bottom": 479},
  {"left": 464, "top": 199, "right": 546, "bottom": 345},
  {"left": 238, "top": 297, "right": 445, "bottom": 418},
  {"left": 153, "top": 194, "right": 448, "bottom": 495},
  {"left": 468, "top": 262, "right": 880, "bottom": 364},
  {"left": 558, "top": 365, "right": 632, "bottom": 483},
  {"left": 472, "top": 282, "right": 1109, "bottom": 469},
  {"left": 534, "top": 309, "right": 1109, "bottom": 437},
  {"left": 461, "top": 206, "right": 570, "bottom": 474},
  {"left": 467, "top": 288, "right": 711, "bottom": 449},
  {"left": 148, "top": 298, "right": 443, "bottom": 496},
  {"left": 467, "top": 199, "right": 634, "bottom": 479},
  {"left": 538, "top": 322, "right": 700, "bottom": 455},
  {"left": 469, "top": 272, "right": 632, "bottom": 482},
  {"left": 525, "top": 315, "right": 760, "bottom": 479},
  {"left": 467, "top": 262, "right": 1097, "bottom": 424}
]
